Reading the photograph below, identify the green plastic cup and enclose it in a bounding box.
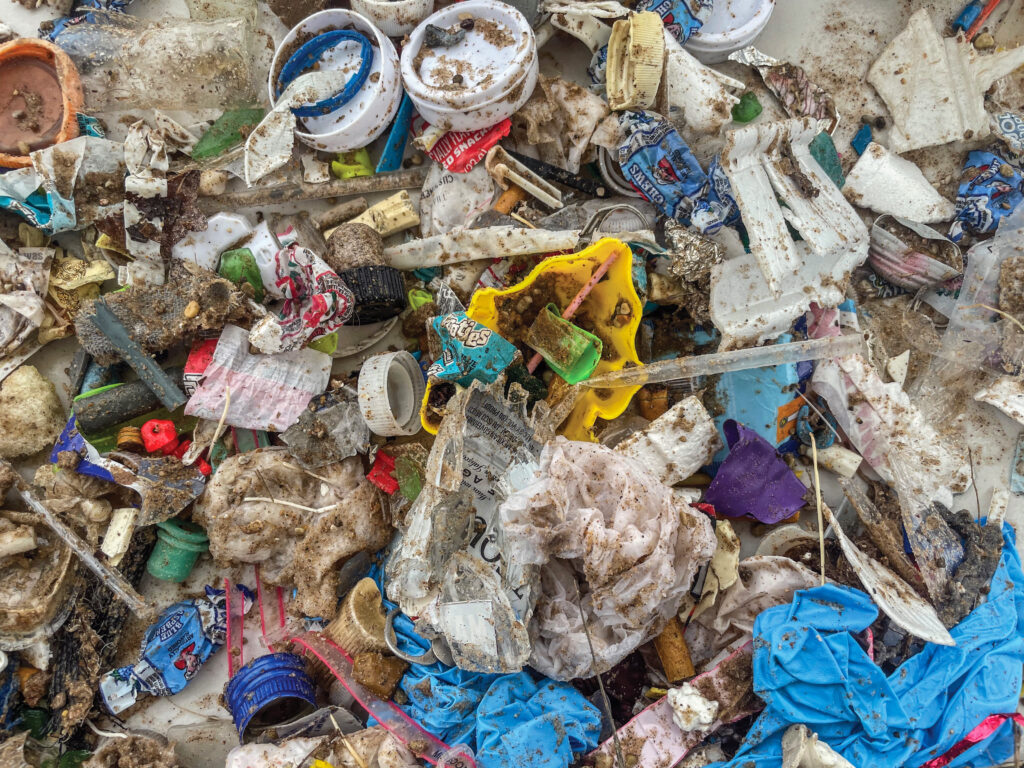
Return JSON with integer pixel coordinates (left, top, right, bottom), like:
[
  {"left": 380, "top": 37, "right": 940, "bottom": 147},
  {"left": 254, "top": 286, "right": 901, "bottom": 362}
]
[{"left": 147, "top": 519, "right": 209, "bottom": 582}]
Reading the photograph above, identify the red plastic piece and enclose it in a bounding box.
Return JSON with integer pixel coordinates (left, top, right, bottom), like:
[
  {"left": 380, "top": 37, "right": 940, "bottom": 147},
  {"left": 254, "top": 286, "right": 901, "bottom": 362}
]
[
  {"left": 367, "top": 452, "right": 399, "bottom": 494},
  {"left": 140, "top": 419, "right": 180, "bottom": 455}
]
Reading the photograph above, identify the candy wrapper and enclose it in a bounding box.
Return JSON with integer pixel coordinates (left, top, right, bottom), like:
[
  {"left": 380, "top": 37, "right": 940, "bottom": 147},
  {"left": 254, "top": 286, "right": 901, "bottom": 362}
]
[
  {"left": 427, "top": 313, "right": 517, "bottom": 386},
  {"left": 615, "top": 110, "right": 739, "bottom": 234},
  {"left": 636, "top": 0, "right": 712, "bottom": 43},
  {"left": 728, "top": 47, "right": 839, "bottom": 133},
  {"left": 249, "top": 245, "right": 355, "bottom": 354},
  {"left": 992, "top": 112, "right": 1024, "bottom": 163},
  {"left": 100, "top": 585, "right": 253, "bottom": 714},
  {"left": 949, "top": 150, "right": 1024, "bottom": 243},
  {"left": 410, "top": 115, "right": 511, "bottom": 173}
]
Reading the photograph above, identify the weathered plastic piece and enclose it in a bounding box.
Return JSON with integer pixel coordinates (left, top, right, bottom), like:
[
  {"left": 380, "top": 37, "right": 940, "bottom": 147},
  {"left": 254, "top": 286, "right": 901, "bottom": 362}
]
[
  {"left": 147, "top": 519, "right": 209, "bottom": 582},
  {"left": 585, "top": 333, "right": 864, "bottom": 389},
  {"left": 844, "top": 143, "right": 956, "bottom": 224},
  {"left": 614, "top": 396, "right": 721, "bottom": 485},
  {"left": 72, "top": 368, "right": 185, "bottom": 436},
  {"left": 732, "top": 92, "right": 762, "bottom": 123},
  {"left": 469, "top": 238, "right": 643, "bottom": 441},
  {"left": 606, "top": 12, "right": 664, "bottom": 111},
  {"left": 5, "top": 460, "right": 153, "bottom": 619},
  {"left": 868, "top": 215, "right": 962, "bottom": 290},
  {"left": 867, "top": 9, "right": 1024, "bottom": 153},
  {"left": 781, "top": 725, "right": 855, "bottom": 768},
  {"left": 172, "top": 212, "right": 253, "bottom": 271},
  {"left": 711, "top": 118, "right": 869, "bottom": 347},
  {"left": 384, "top": 226, "right": 581, "bottom": 270},
  {"left": 348, "top": 191, "right": 420, "bottom": 237},
  {"left": 525, "top": 305, "right": 602, "bottom": 384},
  {"left": 192, "top": 108, "right": 265, "bottom": 160},
  {"left": 660, "top": 29, "right": 744, "bottom": 135}
]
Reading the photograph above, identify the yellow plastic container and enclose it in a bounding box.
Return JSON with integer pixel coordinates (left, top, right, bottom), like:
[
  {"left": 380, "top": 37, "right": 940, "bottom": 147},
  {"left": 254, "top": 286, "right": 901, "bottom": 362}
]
[{"left": 467, "top": 237, "right": 643, "bottom": 441}]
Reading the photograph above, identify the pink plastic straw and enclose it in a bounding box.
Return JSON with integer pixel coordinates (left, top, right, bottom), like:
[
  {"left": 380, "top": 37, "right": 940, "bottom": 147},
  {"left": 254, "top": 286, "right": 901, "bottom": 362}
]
[{"left": 526, "top": 251, "right": 620, "bottom": 374}]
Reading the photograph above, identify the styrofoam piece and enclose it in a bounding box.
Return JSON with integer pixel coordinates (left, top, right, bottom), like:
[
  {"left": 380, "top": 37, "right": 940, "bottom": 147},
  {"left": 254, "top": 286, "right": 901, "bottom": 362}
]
[
  {"left": 401, "top": 0, "right": 538, "bottom": 132},
  {"left": 721, "top": 118, "right": 868, "bottom": 297},
  {"left": 171, "top": 212, "right": 252, "bottom": 271},
  {"left": 351, "top": 0, "right": 433, "bottom": 36},
  {"left": 383, "top": 226, "right": 581, "bottom": 270},
  {"left": 867, "top": 9, "right": 1024, "bottom": 153},
  {"left": 886, "top": 350, "right": 910, "bottom": 387},
  {"left": 683, "top": 0, "right": 776, "bottom": 64},
  {"left": 798, "top": 443, "right": 862, "bottom": 478},
  {"left": 844, "top": 143, "right": 956, "bottom": 224},
  {"left": 823, "top": 503, "right": 954, "bottom": 646},
  {"left": 269, "top": 10, "right": 402, "bottom": 153},
  {"left": 976, "top": 375, "right": 1024, "bottom": 427},
  {"left": 711, "top": 118, "right": 868, "bottom": 347},
  {"left": 614, "top": 396, "right": 722, "bottom": 485},
  {"left": 100, "top": 507, "right": 139, "bottom": 566},
  {"left": 358, "top": 351, "right": 426, "bottom": 436},
  {"left": 659, "top": 29, "right": 744, "bottom": 136}
]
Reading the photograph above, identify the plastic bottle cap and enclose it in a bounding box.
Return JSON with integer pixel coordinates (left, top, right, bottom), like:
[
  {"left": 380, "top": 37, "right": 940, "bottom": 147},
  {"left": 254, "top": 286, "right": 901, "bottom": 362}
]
[
  {"left": 357, "top": 351, "right": 426, "bottom": 436},
  {"left": 147, "top": 519, "right": 210, "bottom": 583},
  {"left": 606, "top": 12, "right": 665, "bottom": 111},
  {"left": 324, "top": 578, "right": 389, "bottom": 655},
  {"left": 225, "top": 653, "right": 317, "bottom": 741}
]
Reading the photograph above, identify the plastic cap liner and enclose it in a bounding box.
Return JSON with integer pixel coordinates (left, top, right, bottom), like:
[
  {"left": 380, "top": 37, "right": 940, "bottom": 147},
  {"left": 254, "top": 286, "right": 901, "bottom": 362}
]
[
  {"left": 499, "top": 438, "right": 715, "bottom": 679},
  {"left": 707, "top": 526, "right": 1024, "bottom": 768},
  {"left": 225, "top": 652, "right": 317, "bottom": 740},
  {"left": 358, "top": 351, "right": 427, "bottom": 436}
]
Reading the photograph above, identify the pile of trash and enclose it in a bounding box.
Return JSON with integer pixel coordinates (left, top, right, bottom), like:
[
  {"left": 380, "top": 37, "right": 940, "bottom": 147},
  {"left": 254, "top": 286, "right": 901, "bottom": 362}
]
[{"left": 1, "top": 0, "right": 1024, "bottom": 766}]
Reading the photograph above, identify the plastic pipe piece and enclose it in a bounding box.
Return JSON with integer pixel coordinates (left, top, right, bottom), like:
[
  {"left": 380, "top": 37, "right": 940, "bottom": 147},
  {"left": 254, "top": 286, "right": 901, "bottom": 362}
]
[
  {"left": 313, "top": 198, "right": 369, "bottom": 231},
  {"left": 100, "top": 507, "right": 138, "bottom": 566},
  {"left": 73, "top": 368, "right": 186, "bottom": 435},
  {"left": 88, "top": 302, "right": 187, "bottom": 411},
  {"left": 653, "top": 616, "right": 695, "bottom": 682},
  {"left": 799, "top": 443, "right": 862, "bottom": 478},
  {"left": 6, "top": 463, "right": 154, "bottom": 619},
  {"left": 583, "top": 333, "right": 865, "bottom": 388}
]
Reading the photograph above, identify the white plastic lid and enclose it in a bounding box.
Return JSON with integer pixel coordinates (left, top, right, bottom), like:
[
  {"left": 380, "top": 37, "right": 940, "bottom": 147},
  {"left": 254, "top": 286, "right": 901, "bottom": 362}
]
[
  {"left": 686, "top": 0, "right": 775, "bottom": 46},
  {"left": 357, "top": 351, "right": 426, "bottom": 436},
  {"left": 401, "top": 0, "right": 535, "bottom": 111}
]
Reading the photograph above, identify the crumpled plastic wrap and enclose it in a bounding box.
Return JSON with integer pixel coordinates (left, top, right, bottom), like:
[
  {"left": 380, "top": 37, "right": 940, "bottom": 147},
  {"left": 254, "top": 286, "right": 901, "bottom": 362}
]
[
  {"left": 499, "top": 438, "right": 715, "bottom": 680},
  {"left": 193, "top": 447, "right": 393, "bottom": 619}
]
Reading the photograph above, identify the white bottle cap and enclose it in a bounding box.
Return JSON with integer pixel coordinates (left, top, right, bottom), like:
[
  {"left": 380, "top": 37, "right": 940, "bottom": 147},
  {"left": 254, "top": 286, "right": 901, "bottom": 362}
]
[{"left": 358, "top": 351, "right": 426, "bottom": 436}]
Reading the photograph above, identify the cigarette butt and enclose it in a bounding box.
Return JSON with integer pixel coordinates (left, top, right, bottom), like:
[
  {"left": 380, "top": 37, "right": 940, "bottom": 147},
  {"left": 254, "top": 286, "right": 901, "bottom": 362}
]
[
  {"left": 653, "top": 615, "right": 695, "bottom": 683},
  {"left": 493, "top": 185, "right": 530, "bottom": 215}
]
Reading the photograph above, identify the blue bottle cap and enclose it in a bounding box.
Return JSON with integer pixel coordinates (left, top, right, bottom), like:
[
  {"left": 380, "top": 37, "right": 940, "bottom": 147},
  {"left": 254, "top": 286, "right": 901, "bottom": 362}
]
[{"left": 225, "top": 652, "right": 317, "bottom": 741}]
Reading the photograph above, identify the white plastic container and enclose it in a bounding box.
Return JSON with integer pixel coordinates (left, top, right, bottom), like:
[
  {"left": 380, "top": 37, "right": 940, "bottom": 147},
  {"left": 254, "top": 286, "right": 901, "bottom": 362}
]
[
  {"left": 683, "top": 0, "right": 775, "bottom": 64},
  {"left": 269, "top": 10, "right": 402, "bottom": 152},
  {"left": 401, "top": 0, "right": 538, "bottom": 132},
  {"left": 350, "top": 0, "right": 434, "bottom": 37}
]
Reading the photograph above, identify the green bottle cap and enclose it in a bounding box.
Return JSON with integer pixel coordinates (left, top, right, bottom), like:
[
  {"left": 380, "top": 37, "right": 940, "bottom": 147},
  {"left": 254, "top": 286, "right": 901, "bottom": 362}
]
[
  {"left": 147, "top": 519, "right": 209, "bottom": 583},
  {"left": 526, "top": 304, "right": 603, "bottom": 385}
]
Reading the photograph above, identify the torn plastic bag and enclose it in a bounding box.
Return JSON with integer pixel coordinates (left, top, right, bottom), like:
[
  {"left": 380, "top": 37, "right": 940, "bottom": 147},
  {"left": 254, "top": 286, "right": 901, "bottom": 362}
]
[
  {"left": 866, "top": 9, "right": 1024, "bottom": 153},
  {"left": 0, "top": 244, "right": 51, "bottom": 361},
  {"left": 194, "top": 448, "right": 393, "bottom": 619},
  {"left": 614, "top": 395, "right": 721, "bottom": 486},
  {"left": 280, "top": 386, "right": 369, "bottom": 468},
  {"left": 247, "top": 245, "right": 355, "bottom": 354},
  {"left": 99, "top": 585, "right": 252, "bottom": 714},
  {"left": 843, "top": 143, "right": 956, "bottom": 225},
  {"left": 684, "top": 556, "right": 819, "bottom": 671},
  {"left": 186, "top": 324, "right": 332, "bottom": 432},
  {"left": 948, "top": 150, "right": 1024, "bottom": 242},
  {"left": 938, "top": 206, "right": 1024, "bottom": 371},
  {"left": 708, "top": 527, "right": 1024, "bottom": 768},
  {"left": 387, "top": 387, "right": 539, "bottom": 672},
  {"left": 710, "top": 119, "right": 868, "bottom": 347},
  {"left": 499, "top": 438, "right": 715, "bottom": 680},
  {"left": 704, "top": 420, "right": 806, "bottom": 524},
  {"left": 728, "top": 47, "right": 838, "bottom": 132},
  {"left": 976, "top": 375, "right": 1024, "bottom": 426},
  {"left": 419, "top": 164, "right": 496, "bottom": 237},
  {"left": 0, "top": 137, "right": 124, "bottom": 234},
  {"left": 613, "top": 110, "right": 738, "bottom": 234},
  {"left": 658, "top": 30, "right": 744, "bottom": 136}
]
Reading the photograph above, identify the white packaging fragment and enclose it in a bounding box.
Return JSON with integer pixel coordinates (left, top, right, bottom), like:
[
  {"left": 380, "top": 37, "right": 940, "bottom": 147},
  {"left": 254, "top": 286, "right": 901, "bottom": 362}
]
[
  {"left": 614, "top": 396, "right": 721, "bottom": 485},
  {"left": 843, "top": 143, "right": 956, "bottom": 224},
  {"left": 975, "top": 376, "right": 1024, "bottom": 426},
  {"left": 667, "top": 682, "right": 719, "bottom": 732},
  {"left": 659, "top": 30, "right": 744, "bottom": 136}
]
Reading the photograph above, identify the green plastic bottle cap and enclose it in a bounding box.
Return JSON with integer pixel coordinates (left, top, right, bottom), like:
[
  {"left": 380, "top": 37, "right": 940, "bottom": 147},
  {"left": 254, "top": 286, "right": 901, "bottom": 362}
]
[{"left": 147, "top": 519, "right": 209, "bottom": 583}]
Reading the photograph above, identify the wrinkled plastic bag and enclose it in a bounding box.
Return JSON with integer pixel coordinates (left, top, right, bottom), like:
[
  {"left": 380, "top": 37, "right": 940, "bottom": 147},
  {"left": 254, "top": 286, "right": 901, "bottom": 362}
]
[
  {"left": 420, "top": 164, "right": 496, "bottom": 237},
  {"left": 710, "top": 526, "right": 1024, "bottom": 768},
  {"left": 185, "top": 324, "right": 332, "bottom": 432},
  {"left": 0, "top": 244, "right": 51, "bottom": 359},
  {"left": 499, "top": 438, "right": 715, "bottom": 679}
]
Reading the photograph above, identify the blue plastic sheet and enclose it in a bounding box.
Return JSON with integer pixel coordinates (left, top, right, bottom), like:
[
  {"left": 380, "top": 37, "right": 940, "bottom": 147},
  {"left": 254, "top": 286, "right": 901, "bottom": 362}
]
[
  {"left": 369, "top": 569, "right": 601, "bottom": 768},
  {"left": 710, "top": 523, "right": 1024, "bottom": 768}
]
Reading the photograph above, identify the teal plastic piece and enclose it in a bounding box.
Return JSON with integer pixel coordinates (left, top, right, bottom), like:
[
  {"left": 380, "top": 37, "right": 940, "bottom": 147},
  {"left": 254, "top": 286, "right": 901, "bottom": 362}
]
[
  {"left": 147, "top": 519, "right": 209, "bottom": 582},
  {"left": 810, "top": 131, "right": 845, "bottom": 189}
]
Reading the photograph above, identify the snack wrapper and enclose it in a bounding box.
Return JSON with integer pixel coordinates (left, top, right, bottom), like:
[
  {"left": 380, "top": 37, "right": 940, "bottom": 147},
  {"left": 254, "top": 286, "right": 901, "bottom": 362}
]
[
  {"left": 100, "top": 585, "right": 253, "bottom": 714},
  {"left": 427, "top": 313, "right": 517, "bottom": 386},
  {"left": 410, "top": 115, "right": 511, "bottom": 173},
  {"left": 635, "top": 0, "right": 712, "bottom": 42},
  {"left": 949, "top": 150, "right": 1024, "bottom": 242}
]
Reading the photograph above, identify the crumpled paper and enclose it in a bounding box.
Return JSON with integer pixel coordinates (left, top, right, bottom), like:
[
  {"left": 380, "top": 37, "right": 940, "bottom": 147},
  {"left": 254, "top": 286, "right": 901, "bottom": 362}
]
[{"left": 499, "top": 438, "right": 715, "bottom": 680}]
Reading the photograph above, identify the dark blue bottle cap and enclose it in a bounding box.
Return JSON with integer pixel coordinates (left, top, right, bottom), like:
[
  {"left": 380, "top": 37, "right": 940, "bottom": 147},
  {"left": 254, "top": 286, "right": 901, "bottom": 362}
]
[{"left": 225, "top": 652, "right": 317, "bottom": 742}]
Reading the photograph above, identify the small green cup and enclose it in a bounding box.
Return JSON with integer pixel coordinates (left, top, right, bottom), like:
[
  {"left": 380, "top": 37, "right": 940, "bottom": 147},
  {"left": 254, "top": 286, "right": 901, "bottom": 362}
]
[
  {"left": 526, "top": 304, "right": 603, "bottom": 385},
  {"left": 147, "top": 519, "right": 209, "bottom": 583}
]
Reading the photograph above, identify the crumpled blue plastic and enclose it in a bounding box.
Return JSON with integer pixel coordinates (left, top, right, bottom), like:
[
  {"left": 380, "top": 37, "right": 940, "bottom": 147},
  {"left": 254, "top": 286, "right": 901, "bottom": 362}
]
[
  {"left": 710, "top": 523, "right": 1024, "bottom": 768},
  {"left": 615, "top": 110, "right": 739, "bottom": 234},
  {"left": 367, "top": 568, "right": 602, "bottom": 768},
  {"left": 949, "top": 150, "right": 1024, "bottom": 242},
  {"left": 635, "top": 0, "right": 712, "bottom": 42}
]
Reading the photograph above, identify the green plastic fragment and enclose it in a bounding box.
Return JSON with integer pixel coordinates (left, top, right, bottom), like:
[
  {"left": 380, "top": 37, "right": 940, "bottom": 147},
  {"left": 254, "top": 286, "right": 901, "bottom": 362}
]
[
  {"left": 809, "top": 130, "right": 845, "bottom": 189},
  {"left": 192, "top": 108, "right": 265, "bottom": 160},
  {"left": 331, "top": 148, "right": 374, "bottom": 179},
  {"left": 732, "top": 92, "right": 763, "bottom": 123},
  {"left": 395, "top": 455, "right": 424, "bottom": 502},
  {"left": 525, "top": 304, "right": 603, "bottom": 385},
  {"left": 219, "top": 248, "right": 265, "bottom": 303}
]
